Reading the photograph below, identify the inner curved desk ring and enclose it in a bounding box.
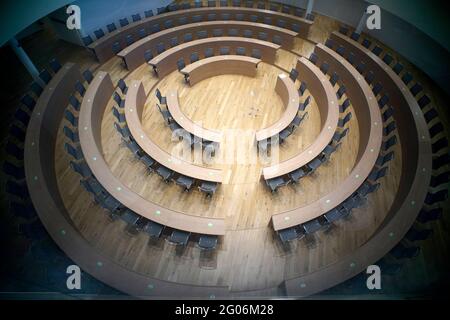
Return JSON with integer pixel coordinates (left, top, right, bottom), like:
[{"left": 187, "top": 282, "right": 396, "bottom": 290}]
[
  {"left": 271, "top": 49, "right": 383, "bottom": 230},
  {"left": 255, "top": 73, "right": 300, "bottom": 144},
  {"left": 262, "top": 57, "right": 339, "bottom": 180},
  {"left": 166, "top": 90, "right": 222, "bottom": 144},
  {"left": 149, "top": 36, "right": 280, "bottom": 78},
  {"left": 119, "top": 20, "right": 295, "bottom": 71},
  {"left": 126, "top": 81, "right": 223, "bottom": 182},
  {"left": 180, "top": 55, "right": 261, "bottom": 86},
  {"left": 79, "top": 72, "right": 225, "bottom": 235},
  {"left": 89, "top": 6, "right": 312, "bottom": 63}
]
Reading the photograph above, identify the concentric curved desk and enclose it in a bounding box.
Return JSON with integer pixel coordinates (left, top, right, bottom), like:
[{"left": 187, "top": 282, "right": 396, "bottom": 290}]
[
  {"left": 262, "top": 58, "right": 339, "bottom": 180},
  {"left": 125, "top": 80, "right": 223, "bottom": 182},
  {"left": 180, "top": 55, "right": 260, "bottom": 86},
  {"left": 89, "top": 6, "right": 311, "bottom": 63},
  {"left": 284, "top": 37, "right": 432, "bottom": 295},
  {"left": 166, "top": 90, "right": 222, "bottom": 143},
  {"left": 78, "top": 71, "right": 225, "bottom": 235},
  {"left": 119, "top": 20, "right": 296, "bottom": 71},
  {"left": 149, "top": 36, "right": 280, "bottom": 78},
  {"left": 271, "top": 50, "right": 383, "bottom": 230}
]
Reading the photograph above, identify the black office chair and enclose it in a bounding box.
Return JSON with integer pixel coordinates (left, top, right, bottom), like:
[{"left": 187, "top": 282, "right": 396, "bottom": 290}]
[
  {"left": 288, "top": 168, "right": 307, "bottom": 184},
  {"left": 144, "top": 10, "right": 154, "bottom": 18},
  {"left": 390, "top": 242, "right": 420, "bottom": 259},
  {"left": 3, "top": 161, "right": 25, "bottom": 180},
  {"left": 64, "top": 109, "right": 78, "bottom": 127},
  {"left": 119, "top": 18, "right": 129, "bottom": 27},
  {"left": 289, "top": 68, "right": 299, "bottom": 82},
  {"left": 337, "top": 112, "right": 352, "bottom": 128},
  {"left": 169, "top": 230, "right": 190, "bottom": 246},
  {"left": 106, "top": 23, "right": 117, "bottom": 33},
  {"left": 39, "top": 69, "right": 52, "bottom": 84},
  {"left": 131, "top": 13, "right": 141, "bottom": 22},
  {"left": 329, "top": 72, "right": 339, "bottom": 87},
  {"left": 367, "top": 166, "right": 388, "bottom": 182},
  {"left": 94, "top": 28, "right": 105, "bottom": 40},
  {"left": 332, "top": 128, "right": 349, "bottom": 144},
  {"left": 69, "top": 160, "right": 92, "bottom": 178},
  {"left": 144, "top": 49, "right": 153, "bottom": 62},
  {"left": 418, "top": 95, "right": 431, "bottom": 109},
  {"left": 63, "top": 126, "right": 79, "bottom": 143},
  {"left": 156, "top": 165, "right": 174, "bottom": 182},
  {"left": 416, "top": 208, "right": 442, "bottom": 224},
  {"left": 429, "top": 123, "right": 444, "bottom": 139},
  {"left": 173, "top": 175, "right": 194, "bottom": 191},
  {"left": 82, "top": 35, "right": 93, "bottom": 46},
  {"left": 365, "top": 70, "right": 375, "bottom": 85},
  {"left": 49, "top": 58, "right": 62, "bottom": 73},
  {"left": 198, "top": 181, "right": 218, "bottom": 197},
  {"left": 190, "top": 52, "right": 200, "bottom": 63},
  {"left": 144, "top": 221, "right": 164, "bottom": 238},
  {"left": 5, "top": 141, "right": 24, "bottom": 161},
  {"left": 382, "top": 135, "right": 397, "bottom": 151},
  {"left": 339, "top": 98, "right": 351, "bottom": 113},
  {"left": 309, "top": 52, "right": 318, "bottom": 65},
  {"left": 432, "top": 137, "right": 448, "bottom": 154},
  {"left": 424, "top": 190, "right": 448, "bottom": 206},
  {"left": 198, "top": 235, "right": 218, "bottom": 250},
  {"left": 112, "top": 106, "right": 125, "bottom": 123},
  {"left": 375, "top": 151, "right": 394, "bottom": 167},
  {"left": 298, "top": 96, "right": 311, "bottom": 112},
  {"left": 75, "top": 80, "right": 86, "bottom": 96},
  {"left": 298, "top": 82, "right": 307, "bottom": 96},
  {"left": 336, "top": 85, "right": 346, "bottom": 99}
]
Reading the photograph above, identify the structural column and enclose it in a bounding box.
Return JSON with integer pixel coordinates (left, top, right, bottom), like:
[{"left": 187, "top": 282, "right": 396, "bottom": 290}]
[
  {"left": 355, "top": 10, "right": 368, "bottom": 34},
  {"left": 306, "top": 0, "right": 315, "bottom": 17},
  {"left": 9, "top": 37, "right": 43, "bottom": 85}
]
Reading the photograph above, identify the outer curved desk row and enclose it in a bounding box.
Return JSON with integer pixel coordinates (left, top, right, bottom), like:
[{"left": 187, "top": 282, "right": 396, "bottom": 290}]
[
  {"left": 262, "top": 58, "right": 339, "bottom": 180},
  {"left": 166, "top": 90, "right": 222, "bottom": 144},
  {"left": 180, "top": 55, "right": 261, "bottom": 85},
  {"left": 119, "top": 20, "right": 296, "bottom": 71},
  {"left": 149, "top": 36, "right": 280, "bottom": 78},
  {"left": 255, "top": 73, "right": 299, "bottom": 144},
  {"left": 89, "top": 7, "right": 311, "bottom": 63},
  {"left": 271, "top": 49, "right": 383, "bottom": 230},
  {"left": 78, "top": 71, "right": 225, "bottom": 235},
  {"left": 23, "top": 62, "right": 229, "bottom": 298},
  {"left": 125, "top": 81, "right": 223, "bottom": 182},
  {"left": 284, "top": 37, "right": 432, "bottom": 296}
]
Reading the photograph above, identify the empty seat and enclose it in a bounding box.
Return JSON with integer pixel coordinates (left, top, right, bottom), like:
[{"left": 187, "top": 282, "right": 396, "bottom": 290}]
[
  {"left": 320, "top": 62, "right": 329, "bottom": 74},
  {"left": 429, "top": 123, "right": 444, "bottom": 139},
  {"left": 113, "top": 92, "right": 124, "bottom": 108},
  {"left": 298, "top": 82, "right": 307, "bottom": 96},
  {"left": 144, "top": 10, "right": 153, "bottom": 18},
  {"left": 9, "top": 125, "right": 26, "bottom": 142},
  {"left": 321, "top": 143, "right": 340, "bottom": 160},
  {"left": 356, "top": 181, "right": 380, "bottom": 197},
  {"left": 198, "top": 235, "right": 218, "bottom": 250},
  {"left": 325, "top": 38, "right": 334, "bottom": 49},
  {"left": 392, "top": 62, "right": 404, "bottom": 75},
  {"left": 433, "top": 153, "right": 450, "bottom": 170},
  {"left": 337, "top": 112, "right": 352, "bottom": 127},
  {"left": 6, "top": 180, "right": 29, "bottom": 199},
  {"left": 425, "top": 189, "right": 448, "bottom": 205},
  {"left": 401, "top": 72, "right": 413, "bottom": 85},
  {"left": 249, "top": 14, "right": 258, "bottom": 22},
  {"left": 236, "top": 47, "right": 245, "bottom": 56},
  {"left": 156, "top": 104, "right": 171, "bottom": 124},
  {"left": 156, "top": 42, "right": 165, "bottom": 54},
  {"left": 265, "top": 177, "right": 289, "bottom": 193},
  {"left": 125, "top": 34, "right": 134, "bottom": 46},
  {"left": 329, "top": 72, "right": 339, "bottom": 86},
  {"left": 198, "top": 181, "right": 218, "bottom": 197},
  {"left": 173, "top": 175, "right": 194, "bottom": 191},
  {"left": 94, "top": 28, "right": 105, "bottom": 40},
  {"left": 119, "top": 18, "right": 129, "bottom": 27},
  {"left": 65, "top": 144, "right": 83, "bottom": 161},
  {"left": 192, "top": 14, "right": 202, "bottom": 23},
  {"left": 112, "top": 41, "right": 121, "bottom": 54},
  {"left": 3, "top": 161, "right": 25, "bottom": 180},
  {"left": 372, "top": 82, "right": 383, "bottom": 96},
  {"left": 10, "top": 202, "right": 36, "bottom": 220},
  {"left": 49, "top": 58, "right": 62, "bottom": 73},
  {"left": 309, "top": 52, "right": 318, "bottom": 65},
  {"left": 346, "top": 52, "right": 355, "bottom": 65},
  {"left": 362, "top": 38, "right": 371, "bottom": 49},
  {"left": 382, "top": 106, "right": 394, "bottom": 122},
  {"left": 14, "top": 109, "right": 30, "bottom": 126},
  {"left": 221, "top": 13, "right": 231, "bottom": 20},
  {"left": 430, "top": 171, "right": 450, "bottom": 188},
  {"left": 177, "top": 59, "right": 185, "bottom": 71},
  {"left": 288, "top": 168, "right": 307, "bottom": 183},
  {"left": 263, "top": 17, "right": 272, "bottom": 25},
  {"left": 378, "top": 94, "right": 389, "bottom": 109},
  {"left": 82, "top": 35, "right": 93, "bottom": 46},
  {"left": 156, "top": 165, "right": 173, "bottom": 182},
  {"left": 350, "top": 32, "right": 360, "bottom": 41},
  {"left": 114, "top": 122, "right": 131, "bottom": 140},
  {"left": 106, "top": 23, "right": 117, "bottom": 33},
  {"left": 194, "top": 0, "right": 203, "bottom": 7},
  {"left": 138, "top": 28, "right": 147, "bottom": 39},
  {"left": 289, "top": 68, "right": 299, "bottom": 81},
  {"left": 64, "top": 109, "right": 78, "bottom": 127},
  {"left": 368, "top": 166, "right": 388, "bottom": 182},
  {"left": 5, "top": 141, "right": 24, "bottom": 161},
  {"left": 144, "top": 49, "right": 153, "bottom": 62},
  {"left": 63, "top": 126, "right": 79, "bottom": 143},
  {"left": 183, "top": 33, "right": 193, "bottom": 42},
  {"left": 323, "top": 208, "right": 346, "bottom": 224},
  {"left": 336, "top": 85, "right": 346, "bottom": 99},
  {"left": 302, "top": 219, "right": 323, "bottom": 234},
  {"left": 204, "top": 47, "right": 214, "bottom": 58},
  {"left": 338, "top": 26, "right": 349, "bottom": 35},
  {"left": 332, "top": 128, "right": 349, "bottom": 143},
  {"left": 383, "top": 121, "right": 397, "bottom": 136},
  {"left": 371, "top": 46, "right": 382, "bottom": 56},
  {"left": 365, "top": 70, "right": 375, "bottom": 85},
  {"left": 236, "top": 13, "right": 245, "bottom": 20},
  {"left": 190, "top": 52, "right": 200, "bottom": 63},
  {"left": 169, "top": 230, "right": 190, "bottom": 246},
  {"left": 144, "top": 221, "right": 164, "bottom": 238},
  {"left": 410, "top": 83, "right": 423, "bottom": 97},
  {"left": 418, "top": 95, "right": 431, "bottom": 109},
  {"left": 208, "top": 0, "right": 216, "bottom": 6},
  {"left": 80, "top": 177, "right": 105, "bottom": 196},
  {"left": 70, "top": 160, "right": 92, "bottom": 178},
  {"left": 298, "top": 96, "right": 311, "bottom": 112},
  {"left": 417, "top": 208, "right": 442, "bottom": 223},
  {"left": 112, "top": 106, "right": 125, "bottom": 123},
  {"left": 432, "top": 137, "right": 448, "bottom": 154},
  {"left": 196, "top": 30, "right": 207, "bottom": 39},
  {"left": 355, "top": 61, "right": 366, "bottom": 74},
  {"left": 156, "top": 7, "right": 166, "bottom": 14},
  {"left": 207, "top": 13, "right": 217, "bottom": 21},
  {"left": 390, "top": 242, "right": 420, "bottom": 259},
  {"left": 339, "top": 98, "right": 351, "bottom": 113},
  {"left": 272, "top": 35, "right": 282, "bottom": 45},
  {"left": 124, "top": 138, "right": 142, "bottom": 159},
  {"left": 20, "top": 94, "right": 35, "bottom": 111},
  {"left": 150, "top": 24, "right": 161, "bottom": 33},
  {"left": 131, "top": 13, "right": 141, "bottom": 22},
  {"left": 30, "top": 81, "right": 43, "bottom": 97},
  {"left": 251, "top": 48, "right": 261, "bottom": 59},
  {"left": 424, "top": 108, "right": 438, "bottom": 123},
  {"left": 382, "top": 53, "right": 393, "bottom": 65},
  {"left": 336, "top": 45, "right": 345, "bottom": 56},
  {"left": 212, "top": 29, "right": 223, "bottom": 37},
  {"left": 82, "top": 69, "right": 93, "bottom": 84},
  {"left": 39, "top": 69, "right": 52, "bottom": 84},
  {"left": 117, "top": 79, "right": 128, "bottom": 94},
  {"left": 382, "top": 135, "right": 397, "bottom": 151},
  {"left": 306, "top": 158, "right": 323, "bottom": 172}
]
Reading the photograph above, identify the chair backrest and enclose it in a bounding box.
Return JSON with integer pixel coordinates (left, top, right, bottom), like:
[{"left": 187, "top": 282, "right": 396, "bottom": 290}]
[
  {"left": 20, "top": 94, "right": 36, "bottom": 111},
  {"left": 132, "top": 13, "right": 141, "bottom": 22},
  {"left": 197, "top": 30, "right": 207, "bottom": 39},
  {"left": 382, "top": 107, "right": 394, "bottom": 122},
  {"left": 221, "top": 13, "right": 231, "bottom": 20},
  {"left": 212, "top": 29, "right": 223, "bottom": 37},
  {"left": 118, "top": 79, "right": 127, "bottom": 94},
  {"left": 362, "top": 38, "right": 371, "bottom": 48},
  {"left": 49, "top": 58, "right": 62, "bottom": 73},
  {"left": 251, "top": 48, "right": 261, "bottom": 59},
  {"left": 190, "top": 52, "right": 200, "bottom": 63},
  {"left": 336, "top": 45, "right": 345, "bottom": 56},
  {"left": 356, "top": 61, "right": 366, "bottom": 73},
  {"left": 372, "top": 45, "right": 382, "bottom": 56},
  {"left": 112, "top": 41, "right": 121, "bottom": 54},
  {"left": 207, "top": 13, "right": 216, "bottom": 21},
  {"left": 63, "top": 126, "right": 79, "bottom": 143},
  {"left": 273, "top": 35, "right": 282, "bottom": 45},
  {"left": 228, "top": 28, "right": 239, "bottom": 36},
  {"left": 138, "top": 28, "right": 147, "bottom": 39},
  {"left": 410, "top": 83, "right": 423, "bottom": 96},
  {"left": 309, "top": 53, "right": 318, "bottom": 65},
  {"left": 392, "top": 62, "right": 404, "bottom": 75},
  {"left": 340, "top": 98, "right": 351, "bottom": 113},
  {"left": 126, "top": 34, "right": 134, "bottom": 45},
  {"left": 64, "top": 109, "right": 78, "bottom": 127},
  {"left": 277, "top": 19, "right": 287, "bottom": 28},
  {"left": 39, "top": 69, "right": 52, "bottom": 84},
  {"left": 69, "top": 95, "right": 80, "bottom": 111},
  {"left": 65, "top": 143, "right": 82, "bottom": 160},
  {"left": 249, "top": 14, "right": 258, "bottom": 22},
  {"left": 236, "top": 13, "right": 244, "bottom": 20},
  {"left": 365, "top": 70, "right": 375, "bottom": 85},
  {"left": 82, "top": 69, "right": 93, "bottom": 83},
  {"left": 383, "top": 120, "right": 396, "bottom": 136},
  {"left": 151, "top": 24, "right": 161, "bottom": 33},
  {"left": 208, "top": 0, "right": 216, "bottom": 7},
  {"left": 144, "top": 10, "right": 153, "bottom": 18},
  {"left": 243, "top": 29, "right": 252, "bottom": 38},
  {"left": 347, "top": 51, "right": 355, "bottom": 65},
  {"left": 82, "top": 35, "right": 93, "bottom": 46},
  {"left": 177, "top": 59, "right": 186, "bottom": 71},
  {"left": 30, "top": 81, "right": 43, "bottom": 97},
  {"left": 432, "top": 137, "right": 449, "bottom": 154},
  {"left": 144, "top": 49, "right": 153, "bottom": 62},
  {"left": 94, "top": 28, "right": 105, "bottom": 39},
  {"left": 299, "top": 82, "right": 307, "bottom": 96},
  {"left": 192, "top": 14, "right": 202, "bottom": 22},
  {"left": 402, "top": 72, "right": 413, "bottom": 85},
  {"left": 219, "top": 47, "right": 230, "bottom": 55},
  {"left": 336, "top": 85, "right": 346, "bottom": 99},
  {"left": 263, "top": 17, "right": 272, "bottom": 25},
  {"left": 184, "top": 33, "right": 193, "bottom": 42},
  {"left": 378, "top": 94, "right": 389, "bottom": 109},
  {"left": 112, "top": 106, "right": 125, "bottom": 122},
  {"left": 372, "top": 82, "right": 383, "bottom": 96},
  {"left": 107, "top": 23, "right": 117, "bottom": 33},
  {"left": 289, "top": 68, "right": 299, "bottom": 81},
  {"left": 156, "top": 42, "right": 165, "bottom": 54},
  {"left": 320, "top": 62, "right": 329, "bottom": 74},
  {"left": 418, "top": 95, "right": 431, "bottom": 109},
  {"left": 236, "top": 47, "right": 245, "bottom": 56},
  {"left": 204, "top": 47, "right": 214, "bottom": 58},
  {"left": 383, "top": 135, "right": 397, "bottom": 151},
  {"left": 330, "top": 72, "right": 339, "bottom": 86},
  {"left": 382, "top": 53, "right": 393, "bottom": 65},
  {"left": 119, "top": 18, "right": 129, "bottom": 27},
  {"left": 113, "top": 91, "right": 123, "bottom": 106},
  {"left": 429, "top": 122, "right": 444, "bottom": 138}
]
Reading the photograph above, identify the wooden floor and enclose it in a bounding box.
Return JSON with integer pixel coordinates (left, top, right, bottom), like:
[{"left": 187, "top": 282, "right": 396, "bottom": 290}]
[{"left": 52, "top": 13, "right": 405, "bottom": 293}]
